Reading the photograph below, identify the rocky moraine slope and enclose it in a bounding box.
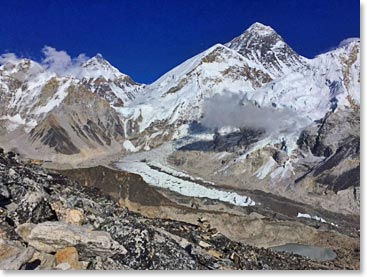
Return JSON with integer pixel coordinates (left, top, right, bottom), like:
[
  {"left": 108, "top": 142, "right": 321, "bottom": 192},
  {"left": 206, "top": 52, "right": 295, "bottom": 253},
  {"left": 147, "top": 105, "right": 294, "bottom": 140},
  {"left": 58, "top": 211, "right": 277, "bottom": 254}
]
[{"left": 0, "top": 149, "right": 360, "bottom": 270}]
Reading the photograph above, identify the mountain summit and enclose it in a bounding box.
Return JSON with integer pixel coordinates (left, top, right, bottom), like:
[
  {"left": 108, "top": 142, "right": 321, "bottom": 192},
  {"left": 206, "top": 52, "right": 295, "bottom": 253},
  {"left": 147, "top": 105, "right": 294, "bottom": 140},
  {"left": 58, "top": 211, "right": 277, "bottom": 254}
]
[
  {"left": 226, "top": 22, "right": 307, "bottom": 78},
  {"left": 245, "top": 22, "right": 277, "bottom": 36},
  {"left": 79, "top": 54, "right": 122, "bottom": 80}
]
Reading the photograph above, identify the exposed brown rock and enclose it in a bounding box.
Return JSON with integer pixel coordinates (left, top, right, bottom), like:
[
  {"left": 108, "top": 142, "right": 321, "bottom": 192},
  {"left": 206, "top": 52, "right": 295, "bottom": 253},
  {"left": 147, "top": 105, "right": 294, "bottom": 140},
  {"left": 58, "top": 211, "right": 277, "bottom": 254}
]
[
  {"left": 64, "top": 209, "right": 84, "bottom": 225},
  {"left": 55, "top": 247, "right": 81, "bottom": 269}
]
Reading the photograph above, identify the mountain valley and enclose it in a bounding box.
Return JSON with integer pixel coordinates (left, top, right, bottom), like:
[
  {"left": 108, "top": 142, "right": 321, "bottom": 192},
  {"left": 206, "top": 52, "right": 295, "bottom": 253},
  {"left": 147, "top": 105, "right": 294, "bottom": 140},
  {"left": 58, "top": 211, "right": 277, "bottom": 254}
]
[{"left": 0, "top": 22, "right": 360, "bottom": 270}]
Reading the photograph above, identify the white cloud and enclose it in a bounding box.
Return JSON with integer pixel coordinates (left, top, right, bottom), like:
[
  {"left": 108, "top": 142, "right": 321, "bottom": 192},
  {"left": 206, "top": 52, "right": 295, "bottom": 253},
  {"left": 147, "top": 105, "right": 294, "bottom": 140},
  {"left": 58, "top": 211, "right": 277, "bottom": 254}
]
[
  {"left": 41, "top": 46, "right": 72, "bottom": 74},
  {"left": 200, "top": 92, "right": 307, "bottom": 134},
  {"left": 0, "top": 46, "right": 90, "bottom": 78},
  {"left": 0, "top": 53, "right": 21, "bottom": 64},
  {"left": 41, "top": 46, "right": 89, "bottom": 76}
]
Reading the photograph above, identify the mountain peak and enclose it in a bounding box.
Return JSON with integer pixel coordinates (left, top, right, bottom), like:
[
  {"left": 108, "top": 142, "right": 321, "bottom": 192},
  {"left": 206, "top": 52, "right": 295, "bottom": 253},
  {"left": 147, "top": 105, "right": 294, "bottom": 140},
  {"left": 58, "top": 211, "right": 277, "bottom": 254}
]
[
  {"left": 226, "top": 23, "right": 306, "bottom": 78},
  {"left": 83, "top": 54, "right": 115, "bottom": 70},
  {"left": 94, "top": 53, "right": 104, "bottom": 59},
  {"left": 86, "top": 53, "right": 110, "bottom": 66},
  {"left": 78, "top": 55, "right": 124, "bottom": 81},
  {"left": 246, "top": 22, "right": 276, "bottom": 36},
  {"left": 226, "top": 22, "right": 281, "bottom": 51}
]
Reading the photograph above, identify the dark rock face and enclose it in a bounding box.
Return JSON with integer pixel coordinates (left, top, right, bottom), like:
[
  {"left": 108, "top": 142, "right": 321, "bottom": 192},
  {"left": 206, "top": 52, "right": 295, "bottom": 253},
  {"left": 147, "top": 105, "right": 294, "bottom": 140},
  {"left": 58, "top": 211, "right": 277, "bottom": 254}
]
[
  {"left": 180, "top": 128, "right": 264, "bottom": 153},
  {"left": 296, "top": 109, "right": 360, "bottom": 193},
  {"left": 30, "top": 114, "right": 80, "bottom": 155},
  {"left": 312, "top": 137, "right": 360, "bottom": 193},
  {"left": 272, "top": 150, "right": 289, "bottom": 166},
  {"left": 226, "top": 23, "right": 306, "bottom": 78},
  {"left": 59, "top": 166, "right": 174, "bottom": 207},
  {"left": 297, "top": 110, "right": 359, "bottom": 157},
  {"left": 313, "top": 138, "right": 359, "bottom": 176},
  {"left": 213, "top": 129, "right": 264, "bottom": 152},
  {"left": 0, "top": 149, "right": 357, "bottom": 270},
  {"left": 27, "top": 87, "right": 128, "bottom": 156},
  {"left": 0, "top": 182, "right": 11, "bottom": 208}
]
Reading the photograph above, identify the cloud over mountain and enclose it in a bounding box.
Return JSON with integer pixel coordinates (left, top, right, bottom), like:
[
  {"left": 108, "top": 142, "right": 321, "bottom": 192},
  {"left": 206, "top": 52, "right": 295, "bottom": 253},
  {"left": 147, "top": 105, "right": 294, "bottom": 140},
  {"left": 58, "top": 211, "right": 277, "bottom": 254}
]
[
  {"left": 200, "top": 93, "right": 309, "bottom": 133},
  {"left": 0, "top": 46, "right": 90, "bottom": 77}
]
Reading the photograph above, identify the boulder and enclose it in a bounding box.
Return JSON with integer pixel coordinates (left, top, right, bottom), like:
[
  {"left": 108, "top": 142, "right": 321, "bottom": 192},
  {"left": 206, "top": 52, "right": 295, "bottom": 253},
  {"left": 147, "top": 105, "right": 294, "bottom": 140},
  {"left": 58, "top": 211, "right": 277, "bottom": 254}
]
[
  {"left": 65, "top": 210, "right": 84, "bottom": 226},
  {"left": 198, "top": 240, "right": 211, "bottom": 249},
  {"left": 28, "top": 251, "right": 55, "bottom": 270},
  {"left": 8, "top": 168, "right": 18, "bottom": 179},
  {"left": 55, "top": 262, "right": 71, "bottom": 270},
  {"left": 55, "top": 247, "right": 81, "bottom": 269},
  {"left": 10, "top": 190, "right": 58, "bottom": 225},
  {"left": 16, "top": 221, "right": 126, "bottom": 257},
  {"left": 0, "top": 239, "right": 35, "bottom": 270}
]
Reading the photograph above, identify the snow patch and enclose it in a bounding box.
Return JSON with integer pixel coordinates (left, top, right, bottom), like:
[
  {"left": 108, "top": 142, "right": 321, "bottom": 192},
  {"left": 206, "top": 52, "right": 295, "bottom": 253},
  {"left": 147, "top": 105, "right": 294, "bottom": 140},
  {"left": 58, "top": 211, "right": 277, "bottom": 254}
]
[
  {"left": 34, "top": 79, "right": 71, "bottom": 115},
  {"left": 297, "top": 213, "right": 338, "bottom": 227},
  {"left": 297, "top": 212, "right": 326, "bottom": 223},
  {"left": 123, "top": 140, "right": 137, "bottom": 152},
  {"left": 0, "top": 114, "right": 37, "bottom": 132},
  {"left": 255, "top": 158, "right": 278, "bottom": 179}
]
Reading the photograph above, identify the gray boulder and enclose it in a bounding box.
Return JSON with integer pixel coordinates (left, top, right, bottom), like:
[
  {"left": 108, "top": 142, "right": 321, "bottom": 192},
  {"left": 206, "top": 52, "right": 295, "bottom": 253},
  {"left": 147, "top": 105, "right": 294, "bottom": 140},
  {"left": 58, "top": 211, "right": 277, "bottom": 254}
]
[
  {"left": 0, "top": 239, "right": 35, "bottom": 270},
  {"left": 16, "top": 221, "right": 126, "bottom": 258}
]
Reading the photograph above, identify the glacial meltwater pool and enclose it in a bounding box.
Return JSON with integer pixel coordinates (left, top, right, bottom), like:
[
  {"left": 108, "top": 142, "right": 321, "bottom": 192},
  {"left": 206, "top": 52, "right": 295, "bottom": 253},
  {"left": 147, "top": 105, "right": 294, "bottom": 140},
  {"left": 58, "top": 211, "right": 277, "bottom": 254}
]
[{"left": 270, "top": 243, "right": 337, "bottom": 261}]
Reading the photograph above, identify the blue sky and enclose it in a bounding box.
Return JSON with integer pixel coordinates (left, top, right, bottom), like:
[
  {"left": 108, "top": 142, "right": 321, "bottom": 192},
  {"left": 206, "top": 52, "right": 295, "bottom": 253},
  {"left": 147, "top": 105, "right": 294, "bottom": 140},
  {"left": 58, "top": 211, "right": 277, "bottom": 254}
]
[{"left": 0, "top": 0, "right": 360, "bottom": 83}]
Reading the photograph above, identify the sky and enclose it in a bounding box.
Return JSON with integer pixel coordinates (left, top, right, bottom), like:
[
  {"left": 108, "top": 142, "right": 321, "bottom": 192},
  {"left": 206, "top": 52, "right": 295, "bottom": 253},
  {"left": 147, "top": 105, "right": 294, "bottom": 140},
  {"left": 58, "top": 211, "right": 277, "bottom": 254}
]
[{"left": 0, "top": 0, "right": 360, "bottom": 83}]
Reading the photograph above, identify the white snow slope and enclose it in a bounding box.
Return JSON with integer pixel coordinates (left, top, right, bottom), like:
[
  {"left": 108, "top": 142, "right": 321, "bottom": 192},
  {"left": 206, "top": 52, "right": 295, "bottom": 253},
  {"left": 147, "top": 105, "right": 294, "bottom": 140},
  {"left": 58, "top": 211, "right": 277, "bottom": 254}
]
[{"left": 118, "top": 23, "right": 359, "bottom": 140}]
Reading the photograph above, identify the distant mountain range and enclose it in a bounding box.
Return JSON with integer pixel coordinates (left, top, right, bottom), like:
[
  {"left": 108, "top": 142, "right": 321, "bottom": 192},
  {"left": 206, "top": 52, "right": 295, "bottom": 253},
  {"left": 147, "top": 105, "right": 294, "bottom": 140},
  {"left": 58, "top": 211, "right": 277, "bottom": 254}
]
[{"left": 0, "top": 22, "right": 360, "bottom": 163}]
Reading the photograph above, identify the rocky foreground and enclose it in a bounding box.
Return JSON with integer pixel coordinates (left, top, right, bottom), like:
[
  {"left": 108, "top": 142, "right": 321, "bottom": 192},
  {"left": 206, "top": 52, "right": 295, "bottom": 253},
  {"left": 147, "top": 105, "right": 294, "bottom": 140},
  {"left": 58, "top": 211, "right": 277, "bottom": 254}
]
[{"left": 0, "top": 148, "right": 358, "bottom": 270}]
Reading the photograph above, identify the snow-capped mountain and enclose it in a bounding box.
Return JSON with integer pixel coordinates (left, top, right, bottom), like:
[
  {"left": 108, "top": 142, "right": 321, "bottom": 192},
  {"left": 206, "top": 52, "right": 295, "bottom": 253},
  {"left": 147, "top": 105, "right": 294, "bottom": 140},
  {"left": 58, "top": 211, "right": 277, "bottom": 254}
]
[
  {"left": 78, "top": 54, "right": 143, "bottom": 108},
  {"left": 121, "top": 43, "right": 273, "bottom": 132},
  {"left": 116, "top": 23, "right": 359, "bottom": 152},
  {"left": 0, "top": 55, "right": 143, "bottom": 158},
  {"left": 0, "top": 22, "right": 360, "bottom": 163},
  {"left": 225, "top": 22, "right": 308, "bottom": 78}
]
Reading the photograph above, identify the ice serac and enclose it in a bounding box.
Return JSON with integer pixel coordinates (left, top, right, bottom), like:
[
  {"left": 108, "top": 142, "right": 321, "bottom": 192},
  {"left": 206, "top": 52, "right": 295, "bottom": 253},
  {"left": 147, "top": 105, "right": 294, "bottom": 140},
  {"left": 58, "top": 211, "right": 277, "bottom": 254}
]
[{"left": 226, "top": 22, "right": 308, "bottom": 78}]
